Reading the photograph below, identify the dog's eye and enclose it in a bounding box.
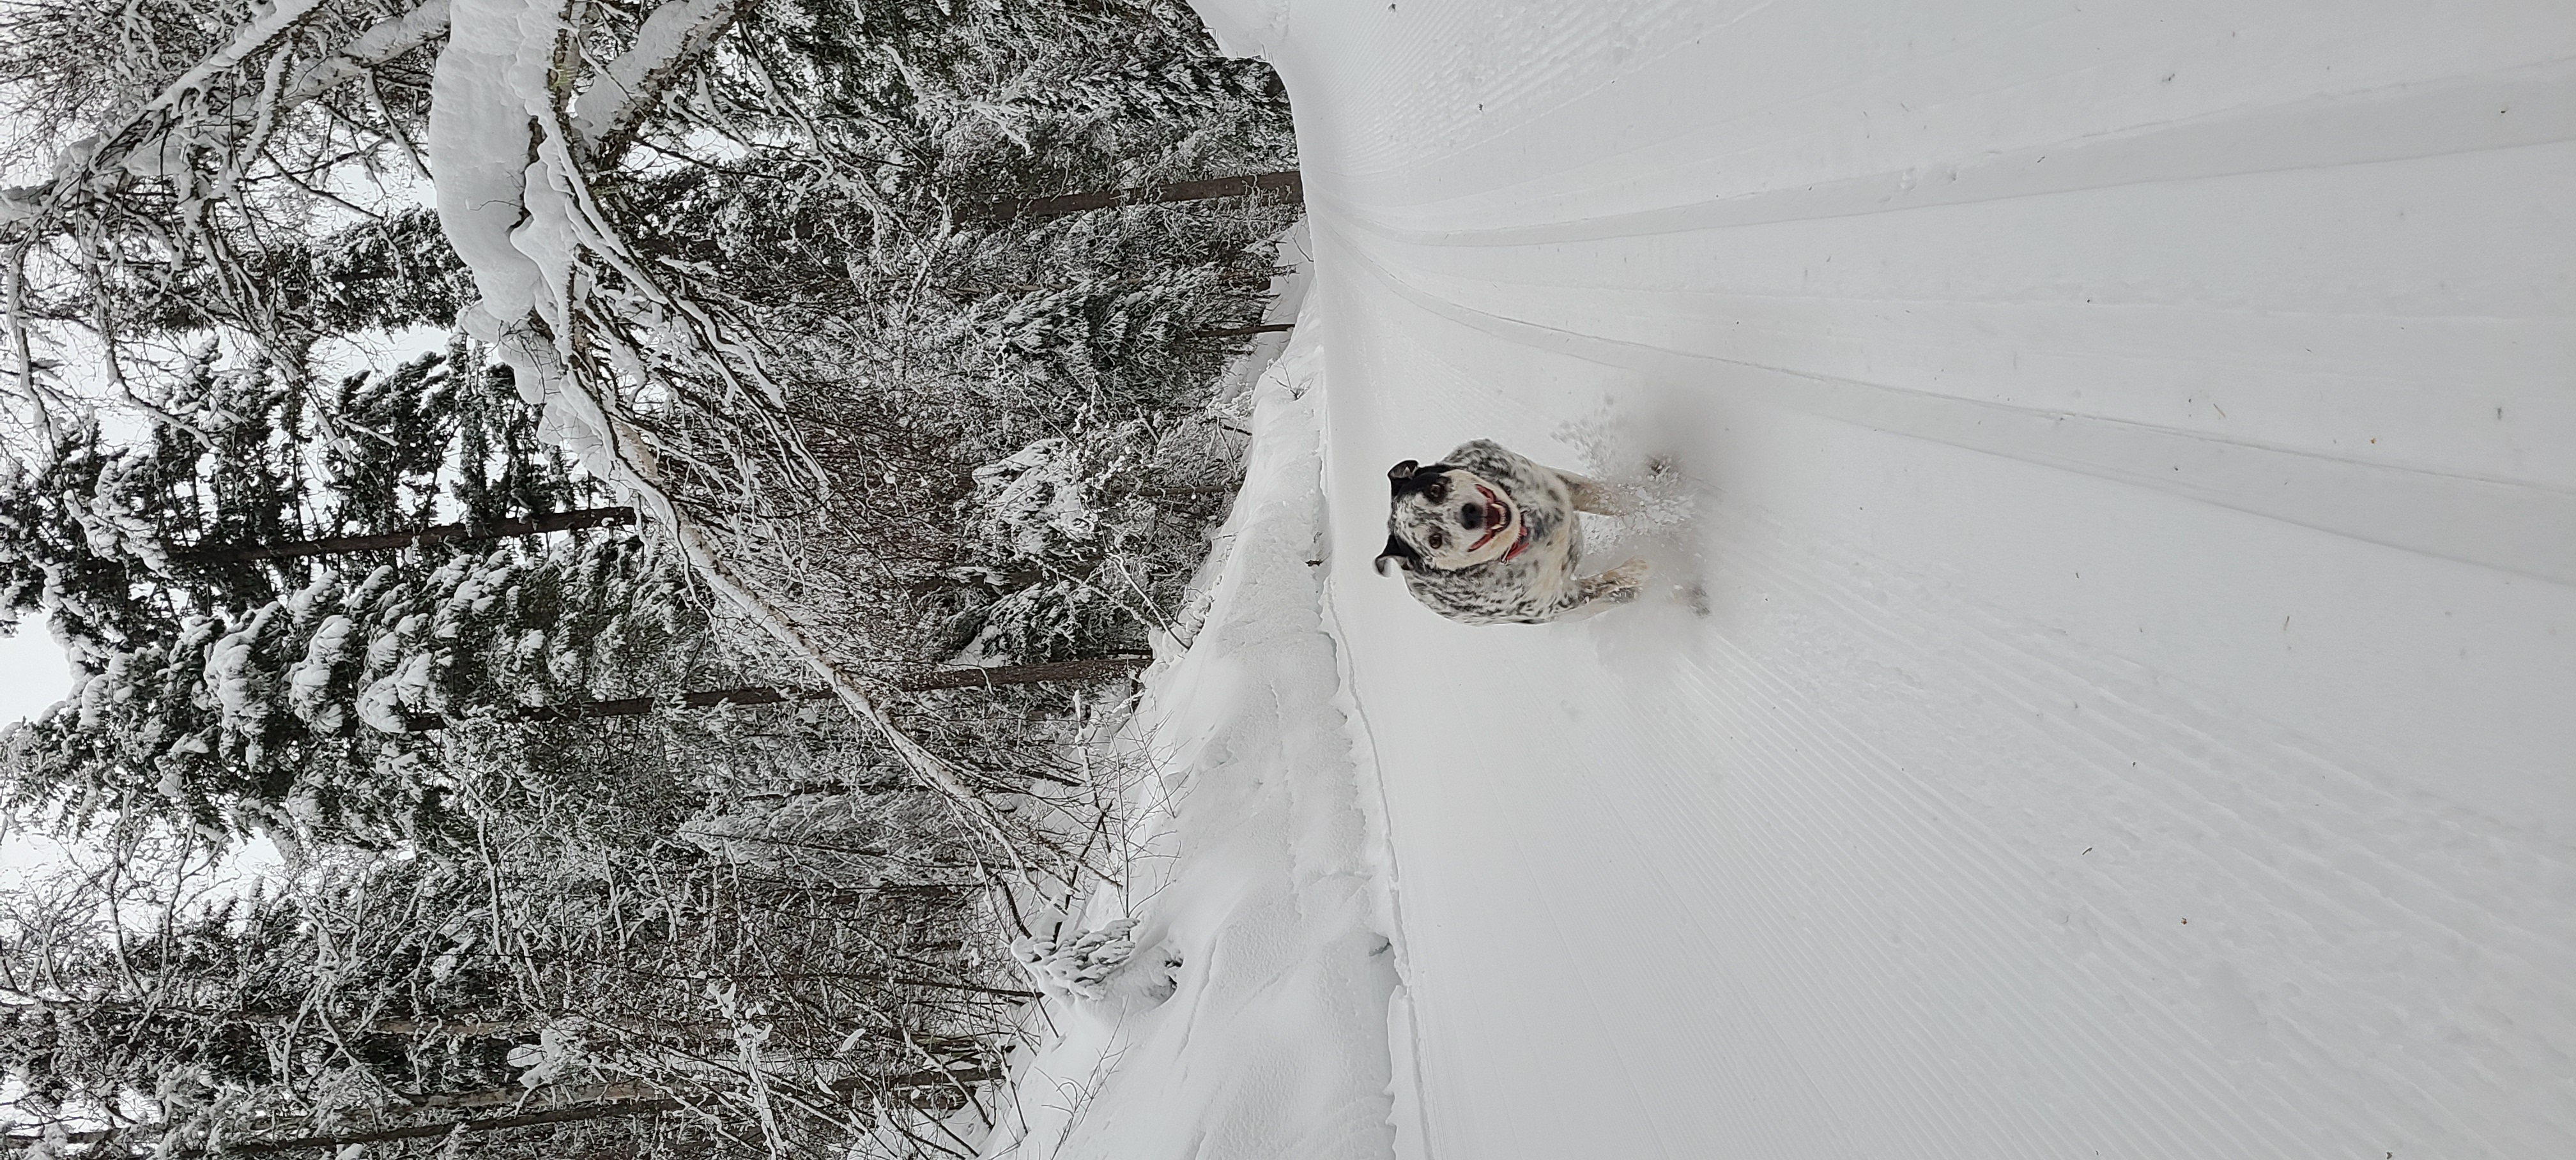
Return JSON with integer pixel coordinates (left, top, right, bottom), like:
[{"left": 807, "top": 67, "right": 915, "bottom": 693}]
[
  {"left": 1425, "top": 530, "right": 1446, "bottom": 550},
  {"left": 1423, "top": 480, "right": 1448, "bottom": 503}
]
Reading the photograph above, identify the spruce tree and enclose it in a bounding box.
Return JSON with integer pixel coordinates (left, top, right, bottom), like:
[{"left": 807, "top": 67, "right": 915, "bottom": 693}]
[{"left": 0, "top": 347, "right": 717, "bottom": 847}]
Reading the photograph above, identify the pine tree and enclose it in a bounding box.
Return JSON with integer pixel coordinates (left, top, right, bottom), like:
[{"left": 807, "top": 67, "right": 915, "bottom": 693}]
[{"left": 0, "top": 346, "right": 723, "bottom": 846}]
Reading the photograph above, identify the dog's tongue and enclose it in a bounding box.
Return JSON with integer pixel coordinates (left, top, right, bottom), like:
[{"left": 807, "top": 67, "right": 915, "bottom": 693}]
[{"left": 1468, "top": 487, "right": 1511, "bottom": 551}]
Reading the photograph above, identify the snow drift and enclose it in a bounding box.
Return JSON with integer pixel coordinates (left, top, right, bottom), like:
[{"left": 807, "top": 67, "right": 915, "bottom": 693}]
[{"left": 983, "top": 264, "right": 1404, "bottom": 1159}]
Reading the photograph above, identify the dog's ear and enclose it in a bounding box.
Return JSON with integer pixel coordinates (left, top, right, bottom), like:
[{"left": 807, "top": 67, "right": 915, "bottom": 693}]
[
  {"left": 1373, "top": 533, "right": 1417, "bottom": 575},
  {"left": 1387, "top": 460, "right": 1419, "bottom": 485}
]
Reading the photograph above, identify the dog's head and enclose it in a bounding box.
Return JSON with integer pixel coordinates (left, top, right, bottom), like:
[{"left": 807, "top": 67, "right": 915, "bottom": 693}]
[{"left": 1376, "top": 459, "right": 1525, "bottom": 574}]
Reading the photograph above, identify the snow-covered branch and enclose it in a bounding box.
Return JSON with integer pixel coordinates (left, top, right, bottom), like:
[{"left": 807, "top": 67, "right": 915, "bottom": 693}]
[
  {"left": 0, "top": 0, "right": 451, "bottom": 223},
  {"left": 287, "top": 0, "right": 458, "bottom": 105},
  {"left": 574, "top": 0, "right": 743, "bottom": 165},
  {"left": 424, "top": 0, "right": 1022, "bottom": 832}
]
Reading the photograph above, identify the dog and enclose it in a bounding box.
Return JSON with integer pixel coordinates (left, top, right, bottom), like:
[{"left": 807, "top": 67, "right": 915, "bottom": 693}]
[{"left": 1374, "top": 439, "right": 1648, "bottom": 624}]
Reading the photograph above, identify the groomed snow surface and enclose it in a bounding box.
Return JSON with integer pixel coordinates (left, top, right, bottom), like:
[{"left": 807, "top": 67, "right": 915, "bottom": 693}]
[{"left": 990, "top": 3, "right": 2575, "bottom": 1157}]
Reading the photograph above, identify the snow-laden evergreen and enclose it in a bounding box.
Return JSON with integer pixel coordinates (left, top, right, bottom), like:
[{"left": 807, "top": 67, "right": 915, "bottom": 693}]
[{"left": 1009, "top": 918, "right": 1138, "bottom": 1003}]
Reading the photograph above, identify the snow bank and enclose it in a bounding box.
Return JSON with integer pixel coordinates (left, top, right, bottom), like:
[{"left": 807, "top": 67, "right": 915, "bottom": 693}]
[
  {"left": 982, "top": 263, "right": 1401, "bottom": 1160},
  {"left": 1195, "top": 0, "right": 2576, "bottom": 1157}
]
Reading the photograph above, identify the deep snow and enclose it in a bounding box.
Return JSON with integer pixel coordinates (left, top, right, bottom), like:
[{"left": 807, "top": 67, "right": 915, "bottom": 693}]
[
  {"left": 981, "top": 240, "right": 1405, "bottom": 1160},
  {"left": 1009, "top": 1, "right": 2574, "bottom": 1157}
]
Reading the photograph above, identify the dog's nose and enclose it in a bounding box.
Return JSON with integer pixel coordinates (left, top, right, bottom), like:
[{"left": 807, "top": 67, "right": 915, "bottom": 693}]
[{"left": 1459, "top": 503, "right": 1485, "bottom": 530}]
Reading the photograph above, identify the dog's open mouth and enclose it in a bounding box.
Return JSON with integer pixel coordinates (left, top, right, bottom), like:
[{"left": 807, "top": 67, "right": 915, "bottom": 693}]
[{"left": 1467, "top": 485, "right": 1513, "bottom": 552}]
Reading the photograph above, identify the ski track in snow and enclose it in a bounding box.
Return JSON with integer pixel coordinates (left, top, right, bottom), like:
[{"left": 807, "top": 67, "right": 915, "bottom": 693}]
[{"left": 1180, "top": 1, "right": 2573, "bottom": 1157}]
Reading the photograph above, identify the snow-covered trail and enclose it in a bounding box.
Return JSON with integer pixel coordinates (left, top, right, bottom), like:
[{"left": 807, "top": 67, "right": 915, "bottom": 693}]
[{"left": 1196, "top": 2, "right": 2576, "bottom": 1157}]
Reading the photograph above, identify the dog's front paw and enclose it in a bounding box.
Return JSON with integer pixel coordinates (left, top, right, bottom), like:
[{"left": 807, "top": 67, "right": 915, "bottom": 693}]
[{"left": 1598, "top": 557, "right": 1651, "bottom": 602}]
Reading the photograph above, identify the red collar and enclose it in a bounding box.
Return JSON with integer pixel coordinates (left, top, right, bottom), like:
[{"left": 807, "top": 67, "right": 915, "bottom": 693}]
[{"left": 1498, "top": 520, "right": 1534, "bottom": 562}]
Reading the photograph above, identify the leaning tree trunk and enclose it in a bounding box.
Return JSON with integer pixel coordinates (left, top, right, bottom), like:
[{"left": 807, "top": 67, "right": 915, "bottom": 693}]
[
  {"left": 967, "top": 170, "right": 1303, "bottom": 222},
  {"left": 398, "top": 657, "right": 1154, "bottom": 731},
  {"left": 171, "top": 506, "right": 638, "bottom": 565},
  {"left": 224, "top": 1095, "right": 689, "bottom": 1155},
  {"left": 0, "top": 1094, "right": 684, "bottom": 1154}
]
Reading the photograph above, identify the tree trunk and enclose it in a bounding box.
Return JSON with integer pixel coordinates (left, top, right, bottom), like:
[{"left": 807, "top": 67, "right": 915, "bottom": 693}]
[
  {"left": 0, "top": 1095, "right": 685, "bottom": 1154},
  {"left": 172, "top": 506, "right": 638, "bottom": 565},
  {"left": 827, "top": 1064, "right": 1006, "bottom": 1094},
  {"left": 3, "top": 1065, "right": 1031, "bottom": 1150},
  {"left": 408, "top": 1081, "right": 658, "bottom": 1111},
  {"left": 226, "top": 1096, "right": 689, "bottom": 1154},
  {"left": 399, "top": 657, "right": 1153, "bottom": 731},
  {"left": 891, "top": 656, "right": 1153, "bottom": 692},
  {"left": 968, "top": 170, "right": 1302, "bottom": 222},
  {"left": 363, "top": 1015, "right": 734, "bottom": 1041},
  {"left": 1188, "top": 323, "right": 1296, "bottom": 339}
]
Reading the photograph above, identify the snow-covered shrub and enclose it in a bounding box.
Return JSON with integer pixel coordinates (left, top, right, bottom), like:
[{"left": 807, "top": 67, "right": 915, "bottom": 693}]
[
  {"left": 1011, "top": 917, "right": 1138, "bottom": 1001},
  {"left": 953, "top": 426, "right": 1167, "bottom": 662}
]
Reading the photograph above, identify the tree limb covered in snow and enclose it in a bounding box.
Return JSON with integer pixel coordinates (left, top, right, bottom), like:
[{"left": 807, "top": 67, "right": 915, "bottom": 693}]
[
  {"left": 0, "top": 0, "right": 457, "bottom": 416},
  {"left": 574, "top": 0, "right": 744, "bottom": 166},
  {"left": 0, "top": 0, "right": 452, "bottom": 224},
  {"left": 420, "top": 0, "right": 1048, "bottom": 846}
]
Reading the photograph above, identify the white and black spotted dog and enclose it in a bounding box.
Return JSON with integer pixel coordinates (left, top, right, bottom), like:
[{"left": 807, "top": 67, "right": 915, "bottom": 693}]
[{"left": 1374, "top": 439, "right": 1649, "bottom": 625}]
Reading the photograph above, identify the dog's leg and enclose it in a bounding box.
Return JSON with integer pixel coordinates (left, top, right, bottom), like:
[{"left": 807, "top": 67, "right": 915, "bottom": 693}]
[
  {"left": 1555, "top": 469, "right": 1636, "bottom": 515},
  {"left": 1542, "top": 557, "right": 1650, "bottom": 620}
]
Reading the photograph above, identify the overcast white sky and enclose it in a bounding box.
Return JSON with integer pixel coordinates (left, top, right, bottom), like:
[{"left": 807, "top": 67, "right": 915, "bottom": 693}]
[
  {"left": 0, "top": 621, "right": 78, "bottom": 889},
  {"left": 0, "top": 617, "right": 70, "bottom": 729}
]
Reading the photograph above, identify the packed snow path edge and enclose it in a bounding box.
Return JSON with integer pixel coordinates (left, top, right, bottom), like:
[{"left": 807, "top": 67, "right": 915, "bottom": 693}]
[
  {"left": 1202, "top": 1, "right": 2576, "bottom": 1157},
  {"left": 981, "top": 315, "right": 1402, "bottom": 1160}
]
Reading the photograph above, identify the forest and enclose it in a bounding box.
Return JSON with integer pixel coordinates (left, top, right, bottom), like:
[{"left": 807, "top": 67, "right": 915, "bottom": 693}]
[{"left": 0, "top": 0, "right": 1296, "bottom": 1155}]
